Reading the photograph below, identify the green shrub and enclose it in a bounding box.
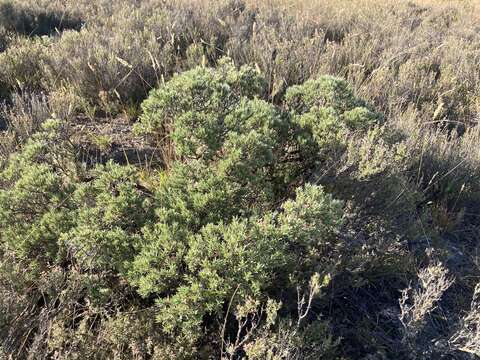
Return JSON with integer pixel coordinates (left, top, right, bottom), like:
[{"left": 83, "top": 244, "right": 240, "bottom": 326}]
[
  {"left": 61, "top": 162, "right": 152, "bottom": 273},
  {"left": 136, "top": 58, "right": 266, "bottom": 158},
  {"left": 137, "top": 59, "right": 291, "bottom": 217},
  {"left": 128, "top": 60, "right": 362, "bottom": 357},
  {"left": 285, "top": 75, "right": 381, "bottom": 169},
  {"left": 0, "top": 119, "right": 76, "bottom": 262},
  {"left": 0, "top": 58, "right": 364, "bottom": 357},
  {"left": 285, "top": 76, "right": 366, "bottom": 114}
]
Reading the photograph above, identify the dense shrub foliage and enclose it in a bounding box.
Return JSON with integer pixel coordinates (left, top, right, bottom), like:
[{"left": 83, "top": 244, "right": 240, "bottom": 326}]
[
  {"left": 1, "top": 60, "right": 367, "bottom": 358},
  {"left": 2, "top": 1, "right": 480, "bottom": 359}
]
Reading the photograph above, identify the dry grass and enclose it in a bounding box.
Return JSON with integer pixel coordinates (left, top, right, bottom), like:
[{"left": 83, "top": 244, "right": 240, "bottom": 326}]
[
  {"left": 1, "top": 0, "right": 480, "bottom": 359},
  {"left": 451, "top": 283, "right": 480, "bottom": 356},
  {"left": 2, "top": 0, "right": 479, "bottom": 126},
  {"left": 399, "top": 262, "right": 454, "bottom": 338}
]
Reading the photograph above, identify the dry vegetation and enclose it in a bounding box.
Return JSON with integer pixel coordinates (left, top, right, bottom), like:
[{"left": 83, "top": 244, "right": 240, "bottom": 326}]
[{"left": 1, "top": 0, "right": 480, "bottom": 359}]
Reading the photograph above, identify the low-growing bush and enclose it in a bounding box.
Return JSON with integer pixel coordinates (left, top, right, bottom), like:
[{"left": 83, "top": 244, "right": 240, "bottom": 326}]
[{"left": 0, "top": 59, "right": 389, "bottom": 359}]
